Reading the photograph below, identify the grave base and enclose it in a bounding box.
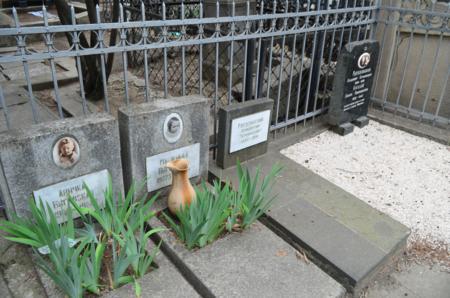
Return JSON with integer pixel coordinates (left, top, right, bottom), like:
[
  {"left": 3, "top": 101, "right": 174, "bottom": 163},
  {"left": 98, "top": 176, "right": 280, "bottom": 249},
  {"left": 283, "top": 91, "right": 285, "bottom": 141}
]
[
  {"left": 332, "top": 122, "right": 355, "bottom": 136},
  {"left": 352, "top": 116, "right": 370, "bottom": 128}
]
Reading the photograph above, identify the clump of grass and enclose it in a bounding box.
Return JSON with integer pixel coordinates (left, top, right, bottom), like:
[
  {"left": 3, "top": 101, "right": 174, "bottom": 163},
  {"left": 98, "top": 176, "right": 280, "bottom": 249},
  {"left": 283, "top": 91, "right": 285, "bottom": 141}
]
[
  {"left": 163, "top": 181, "right": 231, "bottom": 250},
  {"left": 164, "top": 162, "right": 282, "bottom": 250},
  {"left": 0, "top": 177, "right": 163, "bottom": 298}
]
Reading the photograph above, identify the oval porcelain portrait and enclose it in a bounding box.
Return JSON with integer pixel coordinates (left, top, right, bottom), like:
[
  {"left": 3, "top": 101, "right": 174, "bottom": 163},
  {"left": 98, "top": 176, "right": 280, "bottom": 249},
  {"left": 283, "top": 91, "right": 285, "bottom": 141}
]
[{"left": 53, "top": 136, "right": 80, "bottom": 168}]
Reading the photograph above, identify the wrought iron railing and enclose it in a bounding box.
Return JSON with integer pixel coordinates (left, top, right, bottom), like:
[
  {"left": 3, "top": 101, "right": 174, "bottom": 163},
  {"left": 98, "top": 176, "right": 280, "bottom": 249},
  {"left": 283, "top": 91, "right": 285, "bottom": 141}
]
[{"left": 372, "top": 0, "right": 449, "bottom": 128}]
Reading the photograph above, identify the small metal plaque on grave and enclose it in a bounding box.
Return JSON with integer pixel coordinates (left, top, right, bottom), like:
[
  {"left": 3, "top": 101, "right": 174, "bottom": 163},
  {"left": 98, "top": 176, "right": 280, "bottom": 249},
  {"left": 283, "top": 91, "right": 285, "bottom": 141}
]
[
  {"left": 328, "top": 40, "right": 379, "bottom": 135},
  {"left": 146, "top": 143, "right": 201, "bottom": 192},
  {"left": 33, "top": 169, "right": 110, "bottom": 223}
]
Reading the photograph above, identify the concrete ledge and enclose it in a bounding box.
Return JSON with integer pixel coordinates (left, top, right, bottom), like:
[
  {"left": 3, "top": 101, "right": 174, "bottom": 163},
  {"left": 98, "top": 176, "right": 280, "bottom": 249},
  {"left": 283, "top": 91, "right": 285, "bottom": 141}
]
[
  {"left": 209, "top": 150, "right": 410, "bottom": 294},
  {"left": 149, "top": 216, "right": 346, "bottom": 298},
  {"left": 368, "top": 108, "right": 450, "bottom": 145}
]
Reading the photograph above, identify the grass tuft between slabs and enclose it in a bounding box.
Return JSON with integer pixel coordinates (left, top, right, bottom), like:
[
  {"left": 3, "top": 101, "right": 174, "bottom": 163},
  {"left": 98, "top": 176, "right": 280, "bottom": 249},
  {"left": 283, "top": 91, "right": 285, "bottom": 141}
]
[{"left": 162, "top": 161, "right": 283, "bottom": 250}]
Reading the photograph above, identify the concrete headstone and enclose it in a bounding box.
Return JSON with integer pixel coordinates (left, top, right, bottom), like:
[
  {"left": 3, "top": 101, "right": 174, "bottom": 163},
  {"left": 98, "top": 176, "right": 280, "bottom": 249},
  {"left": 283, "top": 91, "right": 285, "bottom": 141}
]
[
  {"left": 0, "top": 114, "right": 124, "bottom": 221},
  {"left": 118, "top": 96, "right": 209, "bottom": 201},
  {"left": 217, "top": 98, "right": 273, "bottom": 169}
]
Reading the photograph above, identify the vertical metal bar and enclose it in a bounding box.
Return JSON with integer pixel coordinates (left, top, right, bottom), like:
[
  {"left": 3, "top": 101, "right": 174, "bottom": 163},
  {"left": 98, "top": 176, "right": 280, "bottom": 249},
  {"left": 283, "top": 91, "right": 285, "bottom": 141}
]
[
  {"left": 71, "top": 5, "right": 88, "bottom": 115},
  {"left": 371, "top": 0, "right": 388, "bottom": 97},
  {"left": 199, "top": 2, "right": 204, "bottom": 95},
  {"left": 241, "top": 1, "right": 250, "bottom": 102},
  {"left": 369, "top": 0, "right": 381, "bottom": 40},
  {"left": 355, "top": 0, "right": 364, "bottom": 41},
  {"left": 406, "top": 1, "right": 434, "bottom": 118},
  {"left": 141, "top": 2, "right": 151, "bottom": 102},
  {"left": 312, "top": 0, "right": 327, "bottom": 122},
  {"left": 0, "top": 85, "right": 10, "bottom": 129},
  {"left": 420, "top": 4, "right": 449, "bottom": 121},
  {"left": 43, "top": 5, "right": 64, "bottom": 119},
  {"left": 265, "top": 0, "right": 277, "bottom": 100},
  {"left": 274, "top": 0, "right": 289, "bottom": 134},
  {"left": 433, "top": 55, "right": 450, "bottom": 126},
  {"left": 302, "top": 0, "right": 319, "bottom": 126},
  {"left": 393, "top": 9, "right": 416, "bottom": 115},
  {"left": 363, "top": 0, "right": 372, "bottom": 39},
  {"left": 283, "top": 0, "right": 300, "bottom": 133},
  {"left": 347, "top": 0, "right": 358, "bottom": 43},
  {"left": 227, "top": 1, "right": 236, "bottom": 105},
  {"left": 181, "top": 2, "right": 186, "bottom": 96},
  {"left": 12, "top": 7, "right": 39, "bottom": 123},
  {"left": 254, "top": 1, "right": 265, "bottom": 99},
  {"left": 380, "top": 0, "right": 402, "bottom": 110},
  {"left": 294, "top": 2, "right": 310, "bottom": 130},
  {"left": 96, "top": 5, "right": 110, "bottom": 112},
  {"left": 336, "top": 0, "right": 349, "bottom": 58},
  {"left": 120, "top": 4, "right": 130, "bottom": 105},
  {"left": 323, "top": 0, "right": 340, "bottom": 104},
  {"left": 213, "top": 1, "right": 220, "bottom": 159},
  {"left": 257, "top": 39, "right": 268, "bottom": 99},
  {"left": 163, "top": 2, "right": 168, "bottom": 98},
  {"left": 245, "top": 38, "right": 256, "bottom": 101}
]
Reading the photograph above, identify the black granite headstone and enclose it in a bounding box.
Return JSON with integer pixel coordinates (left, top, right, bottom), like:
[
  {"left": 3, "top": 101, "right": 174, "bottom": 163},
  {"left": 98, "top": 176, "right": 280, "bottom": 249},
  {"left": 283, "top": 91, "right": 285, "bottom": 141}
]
[{"left": 328, "top": 40, "right": 379, "bottom": 135}]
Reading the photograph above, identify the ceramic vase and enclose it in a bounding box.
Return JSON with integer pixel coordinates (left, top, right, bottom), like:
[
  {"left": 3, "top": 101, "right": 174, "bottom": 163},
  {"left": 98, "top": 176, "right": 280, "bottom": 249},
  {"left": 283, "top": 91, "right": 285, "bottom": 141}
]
[{"left": 166, "top": 159, "right": 196, "bottom": 215}]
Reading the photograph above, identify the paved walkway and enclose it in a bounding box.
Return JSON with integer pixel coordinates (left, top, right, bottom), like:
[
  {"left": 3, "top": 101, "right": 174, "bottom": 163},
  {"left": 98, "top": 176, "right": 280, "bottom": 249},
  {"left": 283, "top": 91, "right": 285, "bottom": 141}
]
[{"left": 366, "top": 262, "right": 450, "bottom": 298}]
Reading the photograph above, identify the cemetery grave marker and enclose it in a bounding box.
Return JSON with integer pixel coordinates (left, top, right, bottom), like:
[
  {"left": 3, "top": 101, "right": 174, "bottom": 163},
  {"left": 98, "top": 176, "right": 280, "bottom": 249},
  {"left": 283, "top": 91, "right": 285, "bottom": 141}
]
[
  {"left": 328, "top": 40, "right": 380, "bottom": 135},
  {"left": 118, "top": 96, "right": 209, "bottom": 203},
  {"left": 0, "top": 114, "right": 124, "bottom": 222},
  {"left": 217, "top": 99, "right": 273, "bottom": 169}
]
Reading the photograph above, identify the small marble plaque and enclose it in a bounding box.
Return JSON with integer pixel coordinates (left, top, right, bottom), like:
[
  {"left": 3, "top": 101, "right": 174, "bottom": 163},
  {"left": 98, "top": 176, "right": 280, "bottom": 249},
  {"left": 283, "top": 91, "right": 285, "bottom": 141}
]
[
  {"left": 229, "top": 110, "right": 271, "bottom": 153},
  {"left": 146, "top": 143, "right": 200, "bottom": 192},
  {"left": 33, "top": 169, "right": 110, "bottom": 223}
]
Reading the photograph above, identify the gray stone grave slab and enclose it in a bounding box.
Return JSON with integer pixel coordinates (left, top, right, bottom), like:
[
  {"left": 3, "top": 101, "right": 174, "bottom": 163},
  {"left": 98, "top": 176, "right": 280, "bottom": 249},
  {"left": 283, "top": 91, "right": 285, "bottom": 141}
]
[
  {"left": 149, "top": 217, "right": 346, "bottom": 298},
  {"left": 32, "top": 236, "right": 199, "bottom": 298},
  {"left": 209, "top": 149, "right": 410, "bottom": 294},
  {"left": 0, "top": 114, "right": 123, "bottom": 220},
  {"left": 118, "top": 96, "right": 209, "bottom": 203},
  {"left": 217, "top": 98, "right": 273, "bottom": 169},
  {"left": 0, "top": 100, "right": 58, "bottom": 133},
  {"left": 328, "top": 40, "right": 379, "bottom": 135},
  {"left": 103, "top": 252, "right": 200, "bottom": 298}
]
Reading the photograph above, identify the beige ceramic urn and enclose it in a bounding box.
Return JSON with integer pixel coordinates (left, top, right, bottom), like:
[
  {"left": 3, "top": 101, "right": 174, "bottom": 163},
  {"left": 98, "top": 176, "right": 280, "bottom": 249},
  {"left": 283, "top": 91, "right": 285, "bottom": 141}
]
[{"left": 166, "top": 159, "right": 196, "bottom": 214}]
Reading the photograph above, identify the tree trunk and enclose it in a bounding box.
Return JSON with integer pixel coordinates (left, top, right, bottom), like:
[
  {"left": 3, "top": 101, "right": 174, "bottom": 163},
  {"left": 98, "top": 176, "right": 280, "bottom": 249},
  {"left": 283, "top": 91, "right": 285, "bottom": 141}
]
[{"left": 54, "top": 0, "right": 120, "bottom": 101}]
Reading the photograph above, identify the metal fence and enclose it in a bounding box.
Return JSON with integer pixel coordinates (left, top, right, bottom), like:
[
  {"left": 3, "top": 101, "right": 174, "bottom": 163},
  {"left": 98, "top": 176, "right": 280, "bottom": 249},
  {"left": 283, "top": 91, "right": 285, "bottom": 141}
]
[
  {"left": 3, "top": 0, "right": 447, "bottom": 146},
  {"left": 0, "top": 0, "right": 377, "bottom": 143},
  {"left": 372, "top": 0, "right": 449, "bottom": 128}
]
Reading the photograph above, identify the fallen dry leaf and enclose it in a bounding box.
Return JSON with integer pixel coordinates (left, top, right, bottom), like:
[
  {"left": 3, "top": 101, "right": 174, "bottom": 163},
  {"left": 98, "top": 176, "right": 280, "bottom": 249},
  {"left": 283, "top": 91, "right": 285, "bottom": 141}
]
[{"left": 276, "top": 249, "right": 288, "bottom": 257}]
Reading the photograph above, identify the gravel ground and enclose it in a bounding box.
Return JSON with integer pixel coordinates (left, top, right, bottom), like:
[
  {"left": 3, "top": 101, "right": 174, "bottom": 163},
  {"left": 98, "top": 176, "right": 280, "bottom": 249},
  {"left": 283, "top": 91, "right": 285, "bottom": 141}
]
[{"left": 281, "top": 121, "right": 450, "bottom": 251}]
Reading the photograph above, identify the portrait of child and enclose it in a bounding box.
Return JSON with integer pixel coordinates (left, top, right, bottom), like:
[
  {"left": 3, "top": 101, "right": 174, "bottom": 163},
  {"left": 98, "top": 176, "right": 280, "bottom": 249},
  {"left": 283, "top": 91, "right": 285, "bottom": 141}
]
[{"left": 53, "top": 136, "right": 80, "bottom": 168}]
